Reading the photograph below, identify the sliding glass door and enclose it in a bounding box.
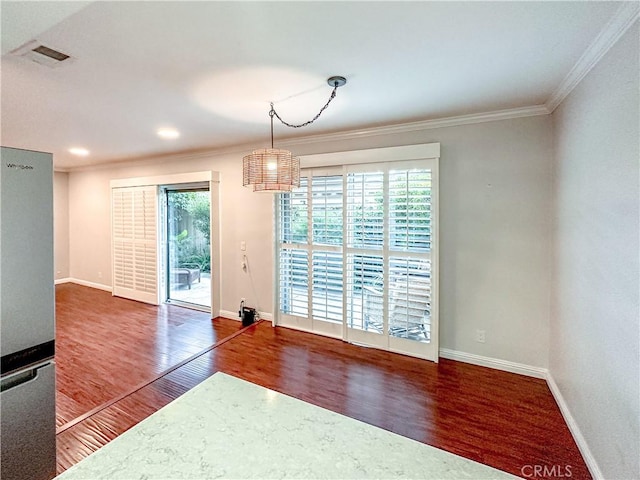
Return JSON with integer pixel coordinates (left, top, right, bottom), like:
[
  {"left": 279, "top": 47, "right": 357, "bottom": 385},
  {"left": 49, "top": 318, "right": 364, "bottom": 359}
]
[
  {"left": 277, "top": 158, "right": 438, "bottom": 361},
  {"left": 278, "top": 169, "right": 344, "bottom": 338},
  {"left": 166, "top": 188, "right": 211, "bottom": 309},
  {"left": 344, "top": 164, "right": 434, "bottom": 358}
]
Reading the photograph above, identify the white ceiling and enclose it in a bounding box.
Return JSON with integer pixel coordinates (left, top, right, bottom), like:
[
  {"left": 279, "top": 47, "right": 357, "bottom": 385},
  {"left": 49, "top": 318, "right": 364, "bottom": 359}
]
[{"left": 0, "top": 1, "right": 627, "bottom": 169}]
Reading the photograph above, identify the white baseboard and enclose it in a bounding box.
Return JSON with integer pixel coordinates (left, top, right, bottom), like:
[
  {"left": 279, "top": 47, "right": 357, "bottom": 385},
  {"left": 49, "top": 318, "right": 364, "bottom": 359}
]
[
  {"left": 439, "top": 348, "right": 601, "bottom": 478},
  {"left": 219, "top": 309, "right": 241, "bottom": 321},
  {"left": 219, "top": 309, "right": 273, "bottom": 322},
  {"left": 545, "top": 372, "right": 602, "bottom": 480},
  {"left": 60, "top": 278, "right": 113, "bottom": 292},
  {"left": 438, "top": 348, "right": 548, "bottom": 379}
]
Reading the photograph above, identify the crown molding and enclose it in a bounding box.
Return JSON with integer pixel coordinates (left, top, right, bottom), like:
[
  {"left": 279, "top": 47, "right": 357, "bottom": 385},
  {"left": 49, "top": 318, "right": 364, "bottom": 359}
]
[
  {"left": 65, "top": 104, "right": 549, "bottom": 172},
  {"left": 546, "top": 1, "right": 640, "bottom": 113},
  {"left": 280, "top": 105, "right": 550, "bottom": 148}
]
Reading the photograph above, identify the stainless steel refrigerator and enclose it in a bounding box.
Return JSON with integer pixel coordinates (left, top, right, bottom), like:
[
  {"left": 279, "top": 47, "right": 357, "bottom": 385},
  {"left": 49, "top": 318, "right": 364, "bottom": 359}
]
[{"left": 0, "top": 146, "right": 57, "bottom": 480}]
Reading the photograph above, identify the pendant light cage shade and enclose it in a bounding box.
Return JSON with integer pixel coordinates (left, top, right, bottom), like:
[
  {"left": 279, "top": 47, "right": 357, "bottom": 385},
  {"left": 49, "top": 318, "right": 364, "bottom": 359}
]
[
  {"left": 242, "top": 76, "right": 345, "bottom": 193},
  {"left": 243, "top": 148, "right": 300, "bottom": 192}
]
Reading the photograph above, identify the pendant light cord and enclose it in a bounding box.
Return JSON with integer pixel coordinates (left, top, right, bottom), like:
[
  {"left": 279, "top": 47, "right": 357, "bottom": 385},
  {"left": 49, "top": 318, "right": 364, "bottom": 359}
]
[
  {"left": 269, "top": 109, "right": 275, "bottom": 148},
  {"left": 269, "top": 82, "right": 340, "bottom": 129}
]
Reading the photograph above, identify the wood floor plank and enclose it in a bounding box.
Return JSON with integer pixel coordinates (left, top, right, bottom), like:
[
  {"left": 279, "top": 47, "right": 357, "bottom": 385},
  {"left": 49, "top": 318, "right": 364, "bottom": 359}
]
[
  {"left": 55, "top": 283, "right": 241, "bottom": 426},
  {"left": 55, "top": 284, "right": 590, "bottom": 480},
  {"left": 56, "top": 376, "right": 180, "bottom": 472}
]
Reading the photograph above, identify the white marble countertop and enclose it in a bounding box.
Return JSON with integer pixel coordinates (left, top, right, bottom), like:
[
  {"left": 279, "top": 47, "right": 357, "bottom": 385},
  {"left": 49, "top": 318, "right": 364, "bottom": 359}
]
[{"left": 56, "top": 372, "right": 519, "bottom": 479}]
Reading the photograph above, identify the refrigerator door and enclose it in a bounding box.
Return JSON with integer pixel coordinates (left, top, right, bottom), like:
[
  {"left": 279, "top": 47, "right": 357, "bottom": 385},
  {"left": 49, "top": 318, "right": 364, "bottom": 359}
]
[
  {"left": 0, "top": 147, "right": 55, "bottom": 357},
  {"left": 0, "top": 361, "right": 57, "bottom": 480}
]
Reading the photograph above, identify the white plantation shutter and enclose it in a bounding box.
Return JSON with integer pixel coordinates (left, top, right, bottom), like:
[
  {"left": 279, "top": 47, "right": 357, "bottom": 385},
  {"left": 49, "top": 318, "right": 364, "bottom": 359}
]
[
  {"left": 343, "top": 165, "right": 432, "bottom": 350},
  {"left": 388, "top": 256, "right": 431, "bottom": 341},
  {"left": 311, "top": 251, "right": 343, "bottom": 322},
  {"left": 276, "top": 144, "right": 439, "bottom": 360},
  {"left": 386, "top": 169, "right": 432, "bottom": 343},
  {"left": 389, "top": 169, "right": 432, "bottom": 252},
  {"left": 311, "top": 175, "right": 343, "bottom": 246},
  {"left": 279, "top": 249, "right": 309, "bottom": 317},
  {"left": 112, "top": 186, "right": 159, "bottom": 304},
  {"left": 346, "top": 254, "right": 383, "bottom": 330},
  {"left": 277, "top": 170, "right": 344, "bottom": 337},
  {"left": 310, "top": 175, "right": 343, "bottom": 323},
  {"left": 346, "top": 172, "right": 384, "bottom": 249},
  {"left": 279, "top": 178, "right": 309, "bottom": 317},
  {"left": 279, "top": 177, "right": 308, "bottom": 244},
  {"left": 345, "top": 171, "right": 385, "bottom": 331}
]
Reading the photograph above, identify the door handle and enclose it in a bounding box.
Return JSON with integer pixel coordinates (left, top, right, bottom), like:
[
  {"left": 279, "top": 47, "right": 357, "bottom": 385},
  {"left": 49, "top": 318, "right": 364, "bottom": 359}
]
[{"left": 0, "top": 369, "right": 37, "bottom": 392}]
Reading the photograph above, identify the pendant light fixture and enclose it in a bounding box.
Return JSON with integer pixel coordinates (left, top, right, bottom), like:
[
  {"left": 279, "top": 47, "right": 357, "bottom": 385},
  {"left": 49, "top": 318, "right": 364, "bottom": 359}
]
[{"left": 243, "top": 76, "right": 347, "bottom": 193}]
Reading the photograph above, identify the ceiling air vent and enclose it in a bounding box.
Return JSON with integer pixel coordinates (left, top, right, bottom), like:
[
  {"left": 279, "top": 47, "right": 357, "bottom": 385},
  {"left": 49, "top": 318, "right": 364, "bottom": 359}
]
[{"left": 9, "top": 40, "right": 74, "bottom": 68}]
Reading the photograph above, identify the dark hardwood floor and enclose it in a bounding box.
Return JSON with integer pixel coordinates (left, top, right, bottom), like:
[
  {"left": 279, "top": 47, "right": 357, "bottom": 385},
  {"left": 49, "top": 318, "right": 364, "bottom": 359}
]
[
  {"left": 55, "top": 283, "right": 590, "bottom": 479},
  {"left": 55, "top": 283, "right": 241, "bottom": 427}
]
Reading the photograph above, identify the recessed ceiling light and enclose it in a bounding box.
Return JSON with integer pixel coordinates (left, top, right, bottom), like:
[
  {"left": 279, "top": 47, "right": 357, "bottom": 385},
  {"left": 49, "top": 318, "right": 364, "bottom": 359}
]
[
  {"left": 69, "top": 147, "right": 89, "bottom": 156},
  {"left": 157, "top": 128, "right": 180, "bottom": 139}
]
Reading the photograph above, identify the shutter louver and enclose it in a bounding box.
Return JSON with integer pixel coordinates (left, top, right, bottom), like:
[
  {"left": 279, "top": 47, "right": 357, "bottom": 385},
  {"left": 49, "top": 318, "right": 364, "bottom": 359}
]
[
  {"left": 279, "top": 178, "right": 308, "bottom": 244},
  {"left": 389, "top": 169, "right": 431, "bottom": 253},
  {"left": 347, "top": 172, "right": 384, "bottom": 249},
  {"left": 346, "top": 254, "right": 383, "bottom": 331},
  {"left": 279, "top": 249, "right": 309, "bottom": 317},
  {"left": 388, "top": 256, "right": 431, "bottom": 342},
  {"left": 312, "top": 251, "right": 343, "bottom": 323},
  {"left": 312, "top": 175, "right": 342, "bottom": 246}
]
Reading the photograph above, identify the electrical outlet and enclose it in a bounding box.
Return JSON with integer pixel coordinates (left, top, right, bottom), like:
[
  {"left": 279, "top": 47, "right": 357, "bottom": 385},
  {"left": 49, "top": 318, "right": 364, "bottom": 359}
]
[
  {"left": 97, "top": 271, "right": 102, "bottom": 279},
  {"left": 475, "top": 329, "right": 486, "bottom": 343}
]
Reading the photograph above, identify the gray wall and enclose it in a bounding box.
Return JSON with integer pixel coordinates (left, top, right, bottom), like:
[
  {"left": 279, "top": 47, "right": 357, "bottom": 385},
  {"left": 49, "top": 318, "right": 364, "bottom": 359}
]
[
  {"left": 65, "top": 114, "right": 553, "bottom": 369},
  {"left": 551, "top": 23, "right": 639, "bottom": 479},
  {"left": 53, "top": 171, "right": 69, "bottom": 280},
  {"left": 432, "top": 118, "right": 553, "bottom": 366}
]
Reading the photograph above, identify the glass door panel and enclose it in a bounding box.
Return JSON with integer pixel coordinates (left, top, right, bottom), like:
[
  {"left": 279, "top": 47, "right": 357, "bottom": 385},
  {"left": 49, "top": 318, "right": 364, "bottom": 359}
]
[{"left": 167, "top": 189, "right": 211, "bottom": 309}]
